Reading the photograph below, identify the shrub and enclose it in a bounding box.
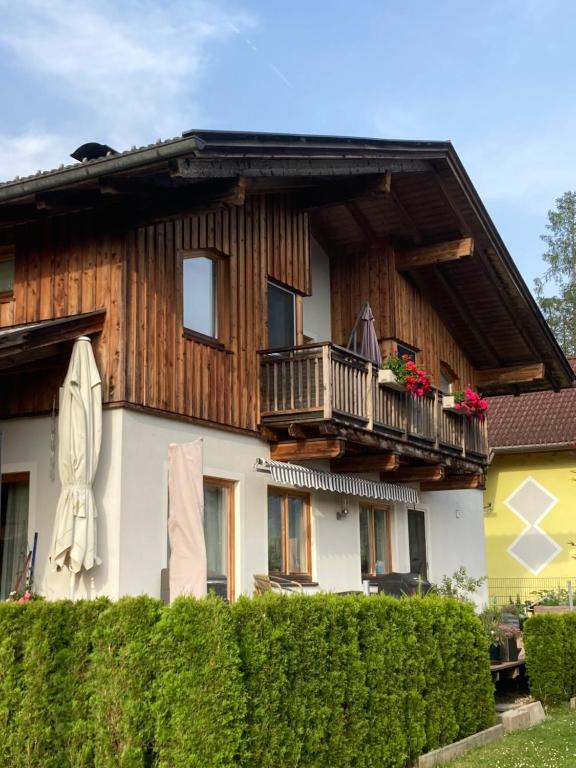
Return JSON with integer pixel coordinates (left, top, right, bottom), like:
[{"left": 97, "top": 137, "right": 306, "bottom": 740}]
[
  {"left": 524, "top": 613, "right": 572, "bottom": 704},
  {"left": 153, "top": 596, "right": 245, "bottom": 768},
  {"left": 90, "top": 595, "right": 163, "bottom": 768},
  {"left": 0, "top": 593, "right": 495, "bottom": 768}
]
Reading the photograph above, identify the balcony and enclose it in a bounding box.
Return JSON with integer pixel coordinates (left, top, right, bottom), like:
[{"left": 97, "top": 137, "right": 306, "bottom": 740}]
[{"left": 258, "top": 343, "right": 488, "bottom": 465}]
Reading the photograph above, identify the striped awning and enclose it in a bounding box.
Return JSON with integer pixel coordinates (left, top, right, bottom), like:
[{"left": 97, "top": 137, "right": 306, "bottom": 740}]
[{"left": 254, "top": 458, "right": 418, "bottom": 504}]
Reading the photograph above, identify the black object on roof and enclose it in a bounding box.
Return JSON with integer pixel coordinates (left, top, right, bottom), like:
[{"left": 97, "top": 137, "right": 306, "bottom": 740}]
[{"left": 70, "top": 143, "right": 118, "bottom": 162}]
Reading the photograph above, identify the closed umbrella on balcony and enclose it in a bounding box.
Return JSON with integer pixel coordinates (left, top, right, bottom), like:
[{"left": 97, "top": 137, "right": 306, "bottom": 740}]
[
  {"left": 359, "top": 303, "right": 381, "bottom": 367},
  {"left": 50, "top": 336, "right": 102, "bottom": 596}
]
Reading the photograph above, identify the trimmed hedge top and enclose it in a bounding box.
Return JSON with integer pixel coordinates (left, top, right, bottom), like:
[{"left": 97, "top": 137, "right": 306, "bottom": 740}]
[{"left": 0, "top": 593, "right": 494, "bottom": 768}]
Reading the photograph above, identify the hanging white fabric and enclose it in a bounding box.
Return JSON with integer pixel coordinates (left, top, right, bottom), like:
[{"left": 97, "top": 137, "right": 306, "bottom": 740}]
[
  {"left": 254, "top": 458, "right": 418, "bottom": 504},
  {"left": 168, "top": 440, "right": 207, "bottom": 601}
]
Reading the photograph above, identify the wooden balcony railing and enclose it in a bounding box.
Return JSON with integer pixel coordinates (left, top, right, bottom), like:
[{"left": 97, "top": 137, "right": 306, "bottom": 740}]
[{"left": 259, "top": 342, "right": 488, "bottom": 460}]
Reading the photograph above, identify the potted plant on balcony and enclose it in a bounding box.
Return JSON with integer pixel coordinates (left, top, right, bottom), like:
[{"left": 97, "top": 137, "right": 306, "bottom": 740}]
[
  {"left": 442, "top": 387, "right": 488, "bottom": 420},
  {"left": 379, "top": 354, "right": 432, "bottom": 397}
]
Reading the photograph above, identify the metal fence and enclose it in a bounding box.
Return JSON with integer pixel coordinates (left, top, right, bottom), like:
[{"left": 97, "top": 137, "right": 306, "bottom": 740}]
[{"left": 487, "top": 576, "right": 576, "bottom": 607}]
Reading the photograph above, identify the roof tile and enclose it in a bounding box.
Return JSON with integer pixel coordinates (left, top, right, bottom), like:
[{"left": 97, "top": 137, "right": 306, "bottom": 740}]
[{"left": 487, "top": 358, "right": 576, "bottom": 448}]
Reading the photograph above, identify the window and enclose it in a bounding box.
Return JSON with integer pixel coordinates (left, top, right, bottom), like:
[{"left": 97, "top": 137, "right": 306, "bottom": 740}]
[
  {"left": 183, "top": 254, "right": 217, "bottom": 338},
  {"left": 268, "top": 282, "right": 295, "bottom": 348},
  {"left": 203, "top": 478, "right": 235, "bottom": 600},
  {"left": 0, "top": 473, "right": 30, "bottom": 600},
  {"left": 439, "top": 362, "right": 457, "bottom": 394},
  {"left": 360, "top": 505, "right": 392, "bottom": 577},
  {"left": 267, "top": 490, "right": 311, "bottom": 577},
  {"left": 0, "top": 246, "right": 15, "bottom": 300},
  {"left": 396, "top": 342, "right": 416, "bottom": 362},
  {"left": 408, "top": 508, "right": 428, "bottom": 579}
]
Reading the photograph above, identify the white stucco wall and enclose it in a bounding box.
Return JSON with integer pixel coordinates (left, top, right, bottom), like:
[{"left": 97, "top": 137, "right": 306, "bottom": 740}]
[
  {"left": 1, "top": 409, "right": 488, "bottom": 606},
  {"left": 303, "top": 238, "right": 331, "bottom": 342},
  {"left": 0, "top": 411, "right": 123, "bottom": 600},
  {"left": 418, "top": 489, "right": 489, "bottom": 607}
]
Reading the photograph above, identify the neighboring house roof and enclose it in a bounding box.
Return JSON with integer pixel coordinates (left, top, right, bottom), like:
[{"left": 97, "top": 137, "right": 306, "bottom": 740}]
[
  {"left": 488, "top": 358, "right": 576, "bottom": 451},
  {"left": 0, "top": 128, "right": 574, "bottom": 393}
]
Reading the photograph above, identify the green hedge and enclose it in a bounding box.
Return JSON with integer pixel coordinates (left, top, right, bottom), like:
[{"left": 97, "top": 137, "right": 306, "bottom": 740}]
[
  {"left": 524, "top": 612, "right": 576, "bottom": 705},
  {"left": 0, "top": 593, "right": 494, "bottom": 768}
]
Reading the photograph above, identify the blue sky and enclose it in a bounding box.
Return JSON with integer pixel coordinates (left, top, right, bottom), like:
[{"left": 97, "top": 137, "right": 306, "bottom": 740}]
[{"left": 1, "top": 0, "right": 575, "bottom": 290}]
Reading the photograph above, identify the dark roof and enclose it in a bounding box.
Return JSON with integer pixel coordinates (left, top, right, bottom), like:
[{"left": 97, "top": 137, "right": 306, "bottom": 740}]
[
  {"left": 0, "top": 310, "right": 105, "bottom": 371},
  {"left": 488, "top": 358, "right": 576, "bottom": 450},
  {"left": 0, "top": 128, "right": 574, "bottom": 393}
]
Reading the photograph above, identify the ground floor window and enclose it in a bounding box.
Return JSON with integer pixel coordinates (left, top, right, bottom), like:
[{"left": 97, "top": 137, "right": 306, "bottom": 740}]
[
  {"left": 408, "top": 507, "right": 428, "bottom": 579},
  {"left": 0, "top": 473, "right": 30, "bottom": 600},
  {"left": 360, "top": 504, "right": 392, "bottom": 577},
  {"left": 267, "top": 490, "right": 311, "bottom": 577},
  {"left": 203, "top": 478, "right": 235, "bottom": 601}
]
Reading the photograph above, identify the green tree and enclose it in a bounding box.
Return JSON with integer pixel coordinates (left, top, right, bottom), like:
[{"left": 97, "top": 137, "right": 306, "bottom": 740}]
[{"left": 534, "top": 191, "right": 576, "bottom": 355}]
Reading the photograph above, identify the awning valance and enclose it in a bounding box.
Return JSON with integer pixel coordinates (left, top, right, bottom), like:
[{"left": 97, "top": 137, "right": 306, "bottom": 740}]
[{"left": 255, "top": 458, "right": 418, "bottom": 505}]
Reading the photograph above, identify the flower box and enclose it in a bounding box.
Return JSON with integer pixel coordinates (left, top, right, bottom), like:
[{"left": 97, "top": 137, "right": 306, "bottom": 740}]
[
  {"left": 378, "top": 369, "right": 405, "bottom": 391},
  {"left": 442, "top": 395, "right": 462, "bottom": 413}
]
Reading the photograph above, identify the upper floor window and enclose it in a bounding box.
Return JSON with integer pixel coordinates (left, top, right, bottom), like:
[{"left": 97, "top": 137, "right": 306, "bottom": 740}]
[
  {"left": 0, "top": 246, "right": 15, "bottom": 300},
  {"left": 396, "top": 342, "right": 416, "bottom": 362},
  {"left": 183, "top": 254, "right": 217, "bottom": 338},
  {"left": 268, "top": 282, "right": 295, "bottom": 348},
  {"left": 439, "top": 362, "right": 457, "bottom": 394},
  {"left": 181, "top": 249, "right": 230, "bottom": 346}
]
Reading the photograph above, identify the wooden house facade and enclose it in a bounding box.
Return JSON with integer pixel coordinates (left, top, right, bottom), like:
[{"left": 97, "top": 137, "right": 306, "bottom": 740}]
[{"left": 0, "top": 130, "right": 572, "bottom": 602}]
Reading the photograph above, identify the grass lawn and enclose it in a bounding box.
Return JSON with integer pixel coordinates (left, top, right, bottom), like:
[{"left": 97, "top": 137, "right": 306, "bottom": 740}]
[{"left": 445, "top": 707, "right": 576, "bottom": 768}]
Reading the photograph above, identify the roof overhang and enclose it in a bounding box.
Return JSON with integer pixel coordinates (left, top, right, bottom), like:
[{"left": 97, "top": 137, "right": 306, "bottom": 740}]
[
  {"left": 0, "top": 310, "right": 105, "bottom": 372},
  {"left": 0, "top": 129, "right": 573, "bottom": 393}
]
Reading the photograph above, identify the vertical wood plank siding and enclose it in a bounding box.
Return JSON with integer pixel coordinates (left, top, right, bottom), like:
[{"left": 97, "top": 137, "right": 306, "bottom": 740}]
[
  {"left": 330, "top": 242, "right": 476, "bottom": 388},
  {"left": 0, "top": 212, "right": 125, "bottom": 415},
  {"left": 124, "top": 194, "right": 310, "bottom": 431}
]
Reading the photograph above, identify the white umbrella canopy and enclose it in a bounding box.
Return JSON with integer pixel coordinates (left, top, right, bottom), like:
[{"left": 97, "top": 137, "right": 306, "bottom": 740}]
[{"left": 50, "top": 336, "right": 102, "bottom": 576}]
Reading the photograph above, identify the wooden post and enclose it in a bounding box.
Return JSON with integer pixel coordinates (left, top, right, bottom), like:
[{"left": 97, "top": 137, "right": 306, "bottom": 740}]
[
  {"left": 366, "top": 362, "right": 373, "bottom": 431},
  {"left": 403, "top": 392, "right": 409, "bottom": 440},
  {"left": 322, "top": 343, "right": 332, "bottom": 420},
  {"left": 433, "top": 388, "right": 439, "bottom": 450}
]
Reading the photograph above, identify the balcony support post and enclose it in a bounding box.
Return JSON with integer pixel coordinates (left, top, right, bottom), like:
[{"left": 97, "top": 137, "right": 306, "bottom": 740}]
[
  {"left": 322, "top": 343, "right": 332, "bottom": 420},
  {"left": 366, "top": 362, "right": 374, "bottom": 432}
]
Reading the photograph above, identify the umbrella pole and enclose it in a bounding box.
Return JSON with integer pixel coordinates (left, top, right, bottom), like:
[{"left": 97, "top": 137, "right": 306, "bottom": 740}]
[{"left": 69, "top": 570, "right": 76, "bottom": 601}]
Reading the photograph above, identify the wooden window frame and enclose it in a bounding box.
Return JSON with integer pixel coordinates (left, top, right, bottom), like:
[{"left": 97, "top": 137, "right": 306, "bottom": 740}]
[
  {"left": 360, "top": 504, "right": 393, "bottom": 578},
  {"left": 0, "top": 245, "right": 15, "bottom": 304},
  {"left": 267, "top": 487, "right": 312, "bottom": 579},
  {"left": 396, "top": 341, "right": 417, "bottom": 362},
  {"left": 203, "top": 476, "right": 235, "bottom": 602},
  {"left": 179, "top": 248, "right": 230, "bottom": 350},
  {"left": 267, "top": 280, "right": 303, "bottom": 348},
  {"left": 439, "top": 361, "right": 459, "bottom": 394}
]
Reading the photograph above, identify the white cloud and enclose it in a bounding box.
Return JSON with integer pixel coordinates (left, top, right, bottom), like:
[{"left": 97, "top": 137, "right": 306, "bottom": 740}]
[
  {"left": 0, "top": 0, "right": 255, "bottom": 180},
  {"left": 0, "top": 131, "right": 72, "bottom": 183}
]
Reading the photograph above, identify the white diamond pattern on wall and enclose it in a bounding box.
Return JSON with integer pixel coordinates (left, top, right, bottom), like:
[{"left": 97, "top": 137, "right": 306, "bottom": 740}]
[{"left": 505, "top": 477, "right": 562, "bottom": 575}]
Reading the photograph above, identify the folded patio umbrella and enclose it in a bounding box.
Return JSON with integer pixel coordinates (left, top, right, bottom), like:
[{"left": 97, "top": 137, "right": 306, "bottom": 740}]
[
  {"left": 359, "top": 303, "right": 382, "bottom": 367},
  {"left": 50, "top": 336, "right": 102, "bottom": 582}
]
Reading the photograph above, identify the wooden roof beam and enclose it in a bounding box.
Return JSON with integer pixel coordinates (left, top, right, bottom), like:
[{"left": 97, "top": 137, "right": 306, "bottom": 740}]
[
  {"left": 271, "top": 438, "right": 346, "bottom": 461},
  {"left": 330, "top": 453, "right": 400, "bottom": 473},
  {"left": 383, "top": 465, "right": 445, "bottom": 483},
  {"left": 476, "top": 363, "right": 545, "bottom": 390},
  {"left": 420, "top": 473, "right": 485, "bottom": 492},
  {"left": 431, "top": 265, "right": 501, "bottom": 367},
  {"left": 293, "top": 172, "right": 391, "bottom": 210},
  {"left": 396, "top": 237, "right": 474, "bottom": 271},
  {"left": 388, "top": 186, "right": 423, "bottom": 244}
]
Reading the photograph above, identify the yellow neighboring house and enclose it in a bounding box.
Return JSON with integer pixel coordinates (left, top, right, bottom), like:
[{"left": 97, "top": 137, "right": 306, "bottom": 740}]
[{"left": 485, "top": 361, "right": 576, "bottom": 604}]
